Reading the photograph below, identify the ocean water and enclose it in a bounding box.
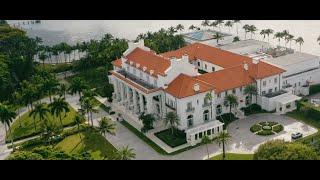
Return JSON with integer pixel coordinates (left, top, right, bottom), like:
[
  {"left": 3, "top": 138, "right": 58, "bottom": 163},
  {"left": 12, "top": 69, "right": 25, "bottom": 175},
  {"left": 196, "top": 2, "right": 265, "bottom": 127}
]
[{"left": 7, "top": 20, "right": 320, "bottom": 56}]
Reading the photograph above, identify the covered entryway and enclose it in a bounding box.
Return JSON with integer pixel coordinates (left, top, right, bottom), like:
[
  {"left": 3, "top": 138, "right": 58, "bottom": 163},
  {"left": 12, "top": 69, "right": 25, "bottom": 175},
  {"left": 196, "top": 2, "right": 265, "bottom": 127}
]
[{"left": 275, "top": 94, "right": 302, "bottom": 114}]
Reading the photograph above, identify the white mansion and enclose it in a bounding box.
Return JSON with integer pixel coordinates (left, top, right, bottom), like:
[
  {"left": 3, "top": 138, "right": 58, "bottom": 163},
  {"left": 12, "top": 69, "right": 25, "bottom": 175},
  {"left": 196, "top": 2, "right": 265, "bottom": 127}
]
[{"left": 108, "top": 40, "right": 320, "bottom": 145}]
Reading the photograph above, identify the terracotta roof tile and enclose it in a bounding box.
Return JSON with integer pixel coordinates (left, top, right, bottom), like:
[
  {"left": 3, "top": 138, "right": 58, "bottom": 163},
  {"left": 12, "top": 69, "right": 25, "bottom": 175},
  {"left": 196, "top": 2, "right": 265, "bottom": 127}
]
[
  {"left": 161, "top": 43, "right": 253, "bottom": 68},
  {"left": 248, "top": 61, "right": 285, "bottom": 79},
  {"left": 165, "top": 74, "right": 214, "bottom": 99}
]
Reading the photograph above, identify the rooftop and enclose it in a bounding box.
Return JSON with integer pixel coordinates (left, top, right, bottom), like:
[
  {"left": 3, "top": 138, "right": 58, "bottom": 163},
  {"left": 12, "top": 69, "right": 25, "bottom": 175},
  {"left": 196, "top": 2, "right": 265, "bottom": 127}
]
[
  {"left": 265, "top": 52, "right": 319, "bottom": 67},
  {"left": 220, "top": 39, "right": 270, "bottom": 51},
  {"left": 182, "top": 30, "right": 232, "bottom": 41}
]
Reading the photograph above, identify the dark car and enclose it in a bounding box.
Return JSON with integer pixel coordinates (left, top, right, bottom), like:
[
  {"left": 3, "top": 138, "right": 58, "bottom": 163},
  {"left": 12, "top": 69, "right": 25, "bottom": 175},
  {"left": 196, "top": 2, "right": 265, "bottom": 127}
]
[{"left": 291, "top": 132, "right": 303, "bottom": 140}]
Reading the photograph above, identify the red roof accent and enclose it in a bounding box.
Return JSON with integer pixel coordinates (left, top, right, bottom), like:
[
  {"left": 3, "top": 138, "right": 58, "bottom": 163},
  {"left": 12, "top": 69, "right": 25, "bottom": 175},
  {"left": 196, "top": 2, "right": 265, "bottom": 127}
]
[
  {"left": 248, "top": 61, "right": 285, "bottom": 79},
  {"left": 125, "top": 48, "right": 171, "bottom": 77},
  {"left": 164, "top": 74, "right": 214, "bottom": 99},
  {"left": 161, "top": 43, "right": 253, "bottom": 68}
]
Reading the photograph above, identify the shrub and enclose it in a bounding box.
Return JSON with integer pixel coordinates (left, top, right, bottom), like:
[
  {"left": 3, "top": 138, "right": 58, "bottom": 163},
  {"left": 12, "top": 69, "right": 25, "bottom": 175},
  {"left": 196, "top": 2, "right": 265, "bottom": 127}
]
[
  {"left": 257, "top": 130, "right": 274, "bottom": 136},
  {"left": 216, "top": 113, "right": 238, "bottom": 129},
  {"left": 250, "top": 124, "right": 261, "bottom": 133},
  {"left": 310, "top": 84, "right": 320, "bottom": 95},
  {"left": 273, "top": 124, "right": 284, "bottom": 133},
  {"left": 109, "top": 111, "right": 115, "bottom": 115},
  {"left": 268, "top": 121, "right": 278, "bottom": 127},
  {"left": 241, "top": 104, "right": 266, "bottom": 116},
  {"left": 259, "top": 122, "right": 268, "bottom": 126}
]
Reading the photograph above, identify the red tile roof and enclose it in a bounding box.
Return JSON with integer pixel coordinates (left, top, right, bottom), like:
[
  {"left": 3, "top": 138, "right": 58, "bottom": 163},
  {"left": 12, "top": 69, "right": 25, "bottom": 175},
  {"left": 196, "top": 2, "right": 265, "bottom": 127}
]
[
  {"left": 164, "top": 74, "right": 214, "bottom": 99},
  {"left": 161, "top": 43, "right": 253, "bottom": 68},
  {"left": 125, "top": 48, "right": 171, "bottom": 77},
  {"left": 248, "top": 61, "right": 285, "bottom": 79}
]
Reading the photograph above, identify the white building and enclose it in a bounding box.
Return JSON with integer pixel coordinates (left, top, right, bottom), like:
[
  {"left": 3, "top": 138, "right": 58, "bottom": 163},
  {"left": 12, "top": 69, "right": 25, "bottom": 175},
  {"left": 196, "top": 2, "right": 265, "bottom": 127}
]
[
  {"left": 108, "top": 40, "right": 302, "bottom": 146},
  {"left": 263, "top": 52, "right": 320, "bottom": 96}
]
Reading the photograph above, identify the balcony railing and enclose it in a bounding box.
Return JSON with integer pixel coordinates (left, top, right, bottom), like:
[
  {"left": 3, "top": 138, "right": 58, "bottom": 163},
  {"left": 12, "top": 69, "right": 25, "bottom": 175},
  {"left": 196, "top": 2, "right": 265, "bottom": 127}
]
[
  {"left": 117, "top": 69, "right": 155, "bottom": 90},
  {"left": 186, "top": 107, "right": 195, "bottom": 113}
]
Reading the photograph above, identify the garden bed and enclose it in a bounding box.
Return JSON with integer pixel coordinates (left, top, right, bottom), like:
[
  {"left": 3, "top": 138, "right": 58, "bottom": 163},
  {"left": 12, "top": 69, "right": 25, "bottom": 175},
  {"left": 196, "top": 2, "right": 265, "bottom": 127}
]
[
  {"left": 154, "top": 129, "right": 187, "bottom": 148},
  {"left": 250, "top": 121, "right": 284, "bottom": 136}
]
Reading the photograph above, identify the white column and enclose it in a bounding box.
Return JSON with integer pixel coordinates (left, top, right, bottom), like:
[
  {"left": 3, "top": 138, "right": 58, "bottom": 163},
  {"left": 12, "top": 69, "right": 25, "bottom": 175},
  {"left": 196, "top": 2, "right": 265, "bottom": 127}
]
[
  {"left": 119, "top": 82, "right": 125, "bottom": 103},
  {"left": 114, "top": 79, "right": 120, "bottom": 102},
  {"left": 132, "top": 90, "right": 138, "bottom": 114},
  {"left": 139, "top": 93, "right": 144, "bottom": 113},
  {"left": 145, "top": 95, "right": 153, "bottom": 114}
]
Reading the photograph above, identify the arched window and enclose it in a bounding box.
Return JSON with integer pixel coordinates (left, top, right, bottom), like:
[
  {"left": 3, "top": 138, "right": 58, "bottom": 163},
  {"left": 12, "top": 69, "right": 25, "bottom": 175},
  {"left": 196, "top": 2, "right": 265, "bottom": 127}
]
[
  {"left": 216, "top": 105, "right": 222, "bottom": 115},
  {"left": 203, "top": 110, "right": 209, "bottom": 121},
  {"left": 187, "top": 115, "right": 193, "bottom": 127}
]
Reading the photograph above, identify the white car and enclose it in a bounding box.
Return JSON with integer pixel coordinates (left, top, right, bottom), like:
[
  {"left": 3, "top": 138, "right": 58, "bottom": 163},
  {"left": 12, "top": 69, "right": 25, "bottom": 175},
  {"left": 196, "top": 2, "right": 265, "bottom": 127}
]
[{"left": 291, "top": 132, "right": 303, "bottom": 140}]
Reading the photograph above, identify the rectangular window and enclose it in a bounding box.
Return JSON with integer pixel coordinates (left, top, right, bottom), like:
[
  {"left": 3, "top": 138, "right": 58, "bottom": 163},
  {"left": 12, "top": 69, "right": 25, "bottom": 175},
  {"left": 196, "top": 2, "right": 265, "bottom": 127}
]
[
  {"left": 275, "top": 87, "right": 277, "bottom": 92},
  {"left": 262, "top": 91, "right": 266, "bottom": 95},
  {"left": 207, "top": 130, "right": 211, "bottom": 135},
  {"left": 217, "top": 93, "right": 221, "bottom": 98},
  {"left": 197, "top": 99, "right": 199, "bottom": 105},
  {"left": 187, "top": 102, "right": 192, "bottom": 109},
  {"left": 198, "top": 62, "right": 200, "bottom": 66},
  {"left": 212, "top": 67, "right": 215, "bottom": 72},
  {"left": 195, "top": 134, "right": 198, "bottom": 140},
  {"left": 268, "top": 89, "right": 272, "bottom": 93},
  {"left": 240, "top": 86, "right": 243, "bottom": 92},
  {"left": 212, "top": 128, "right": 215, "bottom": 134},
  {"left": 298, "top": 82, "right": 301, "bottom": 86},
  {"left": 205, "top": 64, "right": 207, "bottom": 69},
  {"left": 225, "top": 91, "right": 228, "bottom": 96},
  {"left": 232, "top": 89, "right": 236, "bottom": 94},
  {"left": 217, "top": 126, "right": 220, "bottom": 133},
  {"left": 199, "top": 132, "right": 203, "bottom": 139},
  {"left": 274, "top": 78, "right": 277, "bottom": 84},
  {"left": 263, "top": 81, "right": 266, "bottom": 87}
]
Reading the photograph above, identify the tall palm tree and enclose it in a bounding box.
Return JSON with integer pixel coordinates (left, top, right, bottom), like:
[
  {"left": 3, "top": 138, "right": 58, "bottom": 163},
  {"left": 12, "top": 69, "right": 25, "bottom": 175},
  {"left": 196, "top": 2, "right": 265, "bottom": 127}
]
[
  {"left": 274, "top": 32, "right": 284, "bottom": 47},
  {"left": 29, "top": 103, "right": 50, "bottom": 131},
  {"left": 295, "top": 37, "right": 304, "bottom": 52},
  {"left": 286, "top": 34, "right": 295, "bottom": 49},
  {"left": 74, "top": 114, "right": 85, "bottom": 139},
  {"left": 21, "top": 81, "right": 37, "bottom": 110},
  {"left": 243, "top": 84, "right": 257, "bottom": 111},
  {"left": 0, "top": 103, "right": 17, "bottom": 148},
  {"left": 38, "top": 52, "right": 47, "bottom": 66},
  {"left": 224, "top": 21, "right": 233, "bottom": 33},
  {"left": 168, "top": 26, "right": 177, "bottom": 35},
  {"left": 248, "top": 25, "right": 257, "bottom": 39},
  {"left": 265, "top": 29, "right": 274, "bottom": 43},
  {"left": 80, "top": 97, "right": 98, "bottom": 126},
  {"left": 242, "top": 24, "right": 250, "bottom": 40},
  {"left": 215, "top": 20, "right": 224, "bottom": 31},
  {"left": 58, "top": 83, "right": 68, "bottom": 99},
  {"left": 210, "top": 21, "right": 218, "bottom": 31},
  {"left": 233, "top": 20, "right": 241, "bottom": 36},
  {"left": 98, "top": 117, "right": 116, "bottom": 137},
  {"left": 212, "top": 32, "right": 224, "bottom": 45},
  {"left": 214, "top": 131, "right": 232, "bottom": 160},
  {"left": 189, "top": 25, "right": 196, "bottom": 31},
  {"left": 176, "top": 24, "right": 184, "bottom": 32},
  {"left": 164, "top": 112, "right": 180, "bottom": 135},
  {"left": 68, "top": 77, "right": 88, "bottom": 100},
  {"left": 12, "top": 91, "right": 23, "bottom": 127},
  {"left": 201, "top": 135, "right": 212, "bottom": 159},
  {"left": 201, "top": 20, "right": 210, "bottom": 30},
  {"left": 43, "top": 76, "right": 59, "bottom": 103},
  {"left": 223, "top": 94, "right": 238, "bottom": 120},
  {"left": 282, "top": 30, "right": 290, "bottom": 48},
  {"left": 260, "top": 29, "right": 267, "bottom": 41},
  {"left": 116, "top": 145, "right": 136, "bottom": 160},
  {"left": 48, "top": 97, "right": 70, "bottom": 127}
]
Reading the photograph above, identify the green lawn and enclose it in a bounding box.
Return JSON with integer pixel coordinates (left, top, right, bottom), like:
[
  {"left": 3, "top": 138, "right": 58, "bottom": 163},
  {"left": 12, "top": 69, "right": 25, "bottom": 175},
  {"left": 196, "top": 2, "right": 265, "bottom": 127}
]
[
  {"left": 210, "top": 153, "right": 253, "bottom": 160},
  {"left": 287, "top": 110, "right": 320, "bottom": 129},
  {"left": 54, "top": 130, "right": 117, "bottom": 160},
  {"left": 154, "top": 129, "right": 187, "bottom": 148},
  {"left": 7, "top": 105, "right": 77, "bottom": 142}
]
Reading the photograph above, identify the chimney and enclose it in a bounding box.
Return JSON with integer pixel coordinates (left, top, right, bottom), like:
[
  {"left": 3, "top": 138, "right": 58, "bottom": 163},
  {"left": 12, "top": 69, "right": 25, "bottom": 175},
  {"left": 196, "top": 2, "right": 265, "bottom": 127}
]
[
  {"left": 129, "top": 61, "right": 133, "bottom": 65},
  {"left": 194, "top": 83, "right": 200, "bottom": 92},
  {"left": 182, "top": 54, "right": 189, "bottom": 62},
  {"left": 143, "top": 66, "right": 147, "bottom": 71},
  {"left": 150, "top": 69, "right": 154, "bottom": 75},
  {"left": 136, "top": 63, "right": 140, "bottom": 68}
]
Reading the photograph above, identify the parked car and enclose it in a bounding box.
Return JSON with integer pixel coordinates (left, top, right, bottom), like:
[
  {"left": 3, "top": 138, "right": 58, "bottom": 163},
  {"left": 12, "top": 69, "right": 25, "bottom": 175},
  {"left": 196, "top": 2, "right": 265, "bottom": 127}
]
[{"left": 291, "top": 132, "right": 303, "bottom": 140}]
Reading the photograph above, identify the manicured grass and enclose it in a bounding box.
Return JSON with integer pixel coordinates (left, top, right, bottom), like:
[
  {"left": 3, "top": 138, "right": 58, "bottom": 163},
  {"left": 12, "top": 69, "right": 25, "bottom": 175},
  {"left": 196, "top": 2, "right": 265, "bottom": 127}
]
[
  {"left": 250, "top": 124, "right": 261, "bottom": 133},
  {"left": 154, "top": 129, "right": 187, "bottom": 148},
  {"left": 54, "top": 130, "right": 117, "bottom": 160},
  {"left": 287, "top": 110, "right": 320, "bottom": 129},
  {"left": 210, "top": 153, "right": 253, "bottom": 160},
  {"left": 310, "top": 84, "right": 320, "bottom": 95},
  {"left": 7, "top": 105, "right": 77, "bottom": 142},
  {"left": 257, "top": 130, "right": 274, "bottom": 136},
  {"left": 273, "top": 124, "right": 284, "bottom": 133}
]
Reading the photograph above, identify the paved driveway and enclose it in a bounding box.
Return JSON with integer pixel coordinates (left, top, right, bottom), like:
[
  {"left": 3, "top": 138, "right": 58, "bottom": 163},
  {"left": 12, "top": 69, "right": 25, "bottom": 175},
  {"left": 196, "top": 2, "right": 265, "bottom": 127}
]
[{"left": 226, "top": 113, "right": 318, "bottom": 153}]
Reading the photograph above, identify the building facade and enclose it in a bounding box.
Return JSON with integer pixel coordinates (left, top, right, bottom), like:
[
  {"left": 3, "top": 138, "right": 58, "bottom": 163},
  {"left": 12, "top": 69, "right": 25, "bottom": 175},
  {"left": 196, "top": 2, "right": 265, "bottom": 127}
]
[{"left": 108, "top": 40, "right": 302, "bottom": 146}]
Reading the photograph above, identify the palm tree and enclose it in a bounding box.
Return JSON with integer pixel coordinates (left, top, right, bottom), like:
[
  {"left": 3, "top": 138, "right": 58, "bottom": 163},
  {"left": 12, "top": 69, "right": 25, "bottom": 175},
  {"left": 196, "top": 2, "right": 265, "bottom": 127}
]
[
  {"left": 295, "top": 37, "right": 304, "bottom": 52},
  {"left": 224, "top": 21, "right": 233, "bottom": 33},
  {"left": 223, "top": 94, "right": 238, "bottom": 120},
  {"left": 29, "top": 103, "right": 50, "bottom": 131},
  {"left": 286, "top": 34, "right": 295, "bottom": 49},
  {"left": 74, "top": 114, "right": 85, "bottom": 139},
  {"left": 242, "top": 24, "right": 250, "bottom": 40},
  {"left": 233, "top": 20, "right": 241, "bottom": 36},
  {"left": 260, "top": 29, "right": 267, "bottom": 41},
  {"left": 282, "top": 30, "right": 290, "bottom": 48},
  {"left": 98, "top": 117, "right": 116, "bottom": 137},
  {"left": 168, "top": 26, "right": 177, "bottom": 35},
  {"left": 58, "top": 83, "right": 67, "bottom": 99},
  {"left": 243, "top": 84, "right": 257, "bottom": 111},
  {"left": 68, "top": 77, "right": 88, "bottom": 100},
  {"left": 214, "top": 131, "right": 232, "bottom": 160},
  {"left": 48, "top": 97, "right": 70, "bottom": 127},
  {"left": 201, "top": 135, "right": 212, "bottom": 159},
  {"left": 212, "top": 32, "right": 224, "bottom": 45},
  {"left": 274, "top": 32, "right": 284, "bottom": 47},
  {"left": 248, "top": 25, "right": 257, "bottom": 39},
  {"left": 215, "top": 20, "right": 224, "bottom": 31},
  {"left": 43, "top": 76, "right": 59, "bottom": 103},
  {"left": 12, "top": 91, "right": 23, "bottom": 127},
  {"left": 38, "top": 52, "right": 47, "bottom": 66},
  {"left": 176, "top": 24, "right": 184, "bottom": 32},
  {"left": 0, "top": 103, "right": 17, "bottom": 148},
  {"left": 80, "top": 97, "right": 98, "bottom": 126},
  {"left": 210, "top": 21, "right": 218, "bottom": 31},
  {"left": 189, "top": 25, "right": 196, "bottom": 31},
  {"left": 265, "top": 29, "right": 274, "bottom": 43},
  {"left": 201, "top": 20, "right": 210, "bottom": 30},
  {"left": 164, "top": 112, "right": 180, "bottom": 135},
  {"left": 116, "top": 145, "right": 136, "bottom": 160}
]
